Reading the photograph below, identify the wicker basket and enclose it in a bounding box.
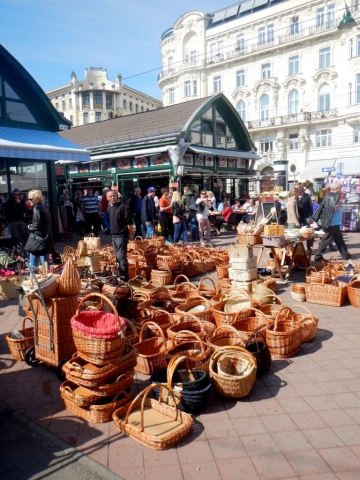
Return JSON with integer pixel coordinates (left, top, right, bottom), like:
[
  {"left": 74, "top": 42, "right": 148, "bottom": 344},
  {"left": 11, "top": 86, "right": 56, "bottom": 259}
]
[
  {"left": 237, "top": 233, "right": 262, "bottom": 246},
  {"left": 234, "top": 308, "right": 269, "bottom": 342},
  {"left": 71, "top": 293, "right": 127, "bottom": 365},
  {"left": 218, "top": 278, "right": 232, "bottom": 288},
  {"left": 197, "top": 276, "right": 217, "bottom": 299},
  {"left": 151, "top": 269, "right": 172, "bottom": 286},
  {"left": 245, "top": 330, "right": 272, "bottom": 376},
  {"left": 142, "top": 309, "right": 174, "bottom": 338},
  {"left": 348, "top": 275, "right": 360, "bottom": 308},
  {"left": 257, "top": 294, "right": 284, "bottom": 319},
  {"left": 251, "top": 283, "right": 274, "bottom": 306},
  {"left": 169, "top": 283, "right": 200, "bottom": 305},
  {"left": 216, "top": 263, "right": 229, "bottom": 280},
  {"left": 306, "top": 266, "right": 332, "bottom": 285},
  {"left": 210, "top": 325, "right": 245, "bottom": 350},
  {"left": 60, "top": 380, "right": 102, "bottom": 406},
  {"left": 0, "top": 276, "right": 22, "bottom": 300},
  {"left": 290, "top": 304, "right": 319, "bottom": 342},
  {"left": 209, "top": 346, "right": 257, "bottom": 398},
  {"left": 57, "top": 258, "right": 81, "bottom": 295},
  {"left": 180, "top": 253, "right": 197, "bottom": 278},
  {"left": 134, "top": 322, "right": 168, "bottom": 374},
  {"left": 228, "top": 267, "right": 258, "bottom": 282},
  {"left": 264, "top": 224, "right": 285, "bottom": 236},
  {"left": 6, "top": 317, "right": 34, "bottom": 361},
  {"left": 86, "top": 370, "right": 134, "bottom": 397},
  {"left": 136, "top": 261, "right": 153, "bottom": 280},
  {"left": 128, "top": 236, "right": 147, "bottom": 251},
  {"left": 150, "top": 291, "right": 175, "bottom": 313},
  {"left": 22, "top": 273, "right": 59, "bottom": 299},
  {"left": 265, "top": 306, "right": 303, "bottom": 358},
  {"left": 167, "top": 313, "right": 215, "bottom": 342},
  {"left": 305, "top": 281, "right": 348, "bottom": 307},
  {"left": 61, "top": 387, "right": 133, "bottom": 423},
  {"left": 174, "top": 298, "right": 214, "bottom": 324},
  {"left": 291, "top": 284, "right": 306, "bottom": 302},
  {"left": 229, "top": 244, "right": 254, "bottom": 259},
  {"left": 166, "top": 330, "right": 212, "bottom": 373},
  {"left": 229, "top": 257, "right": 257, "bottom": 270},
  {"left": 112, "top": 384, "right": 193, "bottom": 450}
]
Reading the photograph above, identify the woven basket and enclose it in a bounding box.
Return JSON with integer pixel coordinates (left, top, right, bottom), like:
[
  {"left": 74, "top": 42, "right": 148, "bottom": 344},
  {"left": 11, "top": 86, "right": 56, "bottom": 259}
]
[
  {"left": 254, "top": 277, "right": 277, "bottom": 293},
  {"left": 150, "top": 291, "right": 175, "bottom": 313},
  {"left": 134, "top": 321, "right": 168, "bottom": 374},
  {"left": 128, "top": 236, "right": 147, "bottom": 250},
  {"left": 22, "top": 273, "right": 59, "bottom": 299},
  {"left": 305, "top": 281, "right": 348, "bottom": 307},
  {"left": 142, "top": 309, "right": 174, "bottom": 338},
  {"left": 265, "top": 306, "right": 303, "bottom": 358},
  {"left": 229, "top": 244, "right": 254, "bottom": 259},
  {"left": 218, "top": 278, "right": 232, "bottom": 288},
  {"left": 212, "top": 293, "right": 254, "bottom": 328},
  {"left": 136, "top": 261, "right": 153, "bottom": 280},
  {"left": 60, "top": 380, "right": 102, "bottom": 406},
  {"left": 167, "top": 313, "right": 215, "bottom": 342},
  {"left": 290, "top": 304, "right": 319, "bottom": 342},
  {"left": 234, "top": 308, "right": 269, "bottom": 342},
  {"left": 151, "top": 269, "right": 172, "bottom": 286},
  {"left": 228, "top": 267, "right": 258, "bottom": 282},
  {"left": 245, "top": 330, "right": 272, "bottom": 376},
  {"left": 257, "top": 294, "right": 284, "bottom": 319},
  {"left": 112, "top": 383, "right": 193, "bottom": 450},
  {"left": 229, "top": 257, "right": 257, "bottom": 270},
  {"left": 237, "top": 233, "right": 262, "bottom": 246},
  {"left": 156, "top": 255, "right": 181, "bottom": 272},
  {"left": 139, "top": 280, "right": 163, "bottom": 300},
  {"left": 170, "top": 283, "right": 200, "bottom": 305},
  {"left": 71, "top": 293, "right": 127, "bottom": 365},
  {"left": 86, "top": 370, "right": 134, "bottom": 397},
  {"left": 306, "top": 266, "right": 332, "bottom": 284},
  {"left": 174, "top": 298, "right": 214, "bottom": 324},
  {"left": 251, "top": 283, "right": 274, "bottom": 306},
  {"left": 58, "top": 258, "right": 82, "bottom": 295},
  {"left": 210, "top": 325, "right": 245, "bottom": 351},
  {"left": 291, "top": 284, "right": 306, "bottom": 302},
  {"left": 209, "top": 346, "right": 257, "bottom": 398},
  {"left": 6, "top": 317, "right": 34, "bottom": 361},
  {"left": 348, "top": 275, "right": 360, "bottom": 308},
  {"left": 61, "top": 387, "right": 133, "bottom": 423},
  {"left": 179, "top": 253, "right": 197, "bottom": 278},
  {"left": 197, "top": 276, "right": 216, "bottom": 299},
  {"left": 216, "top": 263, "right": 229, "bottom": 280},
  {"left": 166, "top": 330, "right": 212, "bottom": 373},
  {"left": 0, "top": 276, "right": 22, "bottom": 300}
]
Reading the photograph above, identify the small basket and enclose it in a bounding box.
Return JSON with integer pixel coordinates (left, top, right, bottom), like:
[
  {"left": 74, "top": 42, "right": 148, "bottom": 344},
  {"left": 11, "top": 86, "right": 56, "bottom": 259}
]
[
  {"left": 0, "top": 276, "right": 22, "bottom": 300},
  {"left": 237, "top": 233, "right": 262, "bottom": 246},
  {"left": 151, "top": 269, "right": 172, "bottom": 286},
  {"left": 174, "top": 298, "right": 214, "bottom": 325},
  {"left": 229, "top": 244, "right": 254, "bottom": 259},
  {"left": 291, "top": 284, "right": 306, "bottom": 302},
  {"left": 229, "top": 256, "right": 257, "bottom": 270},
  {"left": 6, "top": 317, "right": 34, "bottom": 361},
  {"left": 264, "top": 224, "right": 285, "bottom": 236},
  {"left": 228, "top": 267, "right": 258, "bottom": 282},
  {"left": 167, "top": 313, "right": 215, "bottom": 342},
  {"left": 210, "top": 325, "right": 245, "bottom": 351},
  {"left": 265, "top": 306, "right": 303, "bottom": 358},
  {"left": 197, "top": 276, "right": 216, "bottom": 299},
  {"left": 134, "top": 322, "right": 168, "bottom": 374},
  {"left": 166, "top": 330, "right": 212, "bottom": 373},
  {"left": 305, "top": 281, "right": 348, "bottom": 307},
  {"left": 348, "top": 275, "right": 360, "bottom": 308},
  {"left": 290, "top": 304, "right": 319, "bottom": 343},
  {"left": 216, "top": 263, "right": 229, "bottom": 280}
]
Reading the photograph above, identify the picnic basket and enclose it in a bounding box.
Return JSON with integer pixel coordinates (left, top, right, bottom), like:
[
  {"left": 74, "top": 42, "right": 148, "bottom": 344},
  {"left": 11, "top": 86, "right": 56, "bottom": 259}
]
[
  {"left": 165, "top": 330, "right": 212, "bottom": 373},
  {"left": 174, "top": 298, "right": 214, "bottom": 324},
  {"left": 234, "top": 308, "right": 269, "bottom": 341},
  {"left": 348, "top": 275, "right": 360, "bottom": 308},
  {"left": 197, "top": 276, "right": 216, "bottom": 299},
  {"left": 134, "top": 322, "right": 168, "bottom": 374},
  {"left": 265, "top": 306, "right": 302, "bottom": 358},
  {"left": 151, "top": 268, "right": 172, "bottom": 286},
  {"left": 209, "top": 346, "right": 257, "bottom": 398},
  {"left": 290, "top": 305, "right": 319, "bottom": 342},
  {"left": 112, "top": 383, "right": 193, "bottom": 450},
  {"left": 6, "top": 317, "right": 34, "bottom": 361},
  {"left": 305, "top": 280, "right": 348, "bottom": 307},
  {"left": 167, "top": 313, "right": 215, "bottom": 342},
  {"left": 209, "top": 325, "right": 245, "bottom": 351},
  {"left": 291, "top": 284, "right": 306, "bottom": 302},
  {"left": 70, "top": 293, "right": 127, "bottom": 365}
]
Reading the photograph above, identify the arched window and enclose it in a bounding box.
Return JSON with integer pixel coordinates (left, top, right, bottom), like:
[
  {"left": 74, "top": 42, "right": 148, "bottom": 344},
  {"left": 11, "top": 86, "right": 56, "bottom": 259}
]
[
  {"left": 288, "top": 89, "right": 299, "bottom": 115},
  {"left": 260, "top": 94, "right": 270, "bottom": 121},
  {"left": 236, "top": 100, "right": 246, "bottom": 122},
  {"left": 319, "top": 83, "right": 330, "bottom": 111}
]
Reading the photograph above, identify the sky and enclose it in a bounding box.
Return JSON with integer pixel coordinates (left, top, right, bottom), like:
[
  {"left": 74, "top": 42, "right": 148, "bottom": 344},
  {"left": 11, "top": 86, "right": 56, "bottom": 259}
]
[{"left": 1, "top": 0, "right": 228, "bottom": 101}]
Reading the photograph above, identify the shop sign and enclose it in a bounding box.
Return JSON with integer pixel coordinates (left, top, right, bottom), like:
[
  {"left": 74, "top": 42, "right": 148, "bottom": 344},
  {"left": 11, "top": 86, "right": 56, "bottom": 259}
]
[
  {"left": 322, "top": 167, "right": 336, "bottom": 172},
  {"left": 117, "top": 158, "right": 131, "bottom": 169},
  {"left": 134, "top": 157, "right": 148, "bottom": 168},
  {"left": 101, "top": 160, "right": 111, "bottom": 171},
  {"left": 90, "top": 162, "right": 100, "bottom": 172},
  {"left": 151, "top": 153, "right": 169, "bottom": 166}
]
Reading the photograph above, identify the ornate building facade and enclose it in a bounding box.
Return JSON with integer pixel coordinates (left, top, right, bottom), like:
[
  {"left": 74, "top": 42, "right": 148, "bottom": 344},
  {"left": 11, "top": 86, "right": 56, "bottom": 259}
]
[
  {"left": 158, "top": 0, "right": 360, "bottom": 191},
  {"left": 47, "top": 67, "right": 162, "bottom": 128}
]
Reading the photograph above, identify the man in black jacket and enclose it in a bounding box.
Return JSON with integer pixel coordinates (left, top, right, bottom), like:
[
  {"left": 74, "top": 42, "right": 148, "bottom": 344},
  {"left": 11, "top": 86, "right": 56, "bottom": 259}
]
[
  {"left": 107, "top": 190, "right": 132, "bottom": 280},
  {"left": 4, "top": 189, "right": 28, "bottom": 244},
  {"left": 141, "top": 187, "right": 156, "bottom": 238},
  {"left": 311, "top": 181, "right": 351, "bottom": 262}
]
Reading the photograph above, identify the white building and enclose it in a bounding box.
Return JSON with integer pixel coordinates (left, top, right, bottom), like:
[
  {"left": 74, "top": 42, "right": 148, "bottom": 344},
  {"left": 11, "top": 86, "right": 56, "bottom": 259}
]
[
  {"left": 47, "top": 67, "right": 162, "bottom": 128},
  {"left": 158, "top": 0, "right": 360, "bottom": 192}
]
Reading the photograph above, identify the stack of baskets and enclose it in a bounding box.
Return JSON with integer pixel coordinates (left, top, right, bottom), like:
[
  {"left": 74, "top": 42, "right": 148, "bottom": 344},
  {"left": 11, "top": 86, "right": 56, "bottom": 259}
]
[
  {"left": 228, "top": 244, "right": 258, "bottom": 292},
  {"left": 60, "top": 293, "right": 137, "bottom": 422}
]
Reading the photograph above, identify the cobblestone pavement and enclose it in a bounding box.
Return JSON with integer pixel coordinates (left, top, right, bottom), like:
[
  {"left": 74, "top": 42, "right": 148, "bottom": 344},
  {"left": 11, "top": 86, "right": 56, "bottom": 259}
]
[{"left": 1, "top": 230, "right": 360, "bottom": 480}]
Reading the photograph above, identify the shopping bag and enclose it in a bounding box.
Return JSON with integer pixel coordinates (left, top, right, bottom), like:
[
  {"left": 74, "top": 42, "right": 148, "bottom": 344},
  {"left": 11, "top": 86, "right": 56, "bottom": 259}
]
[{"left": 83, "top": 233, "right": 100, "bottom": 249}]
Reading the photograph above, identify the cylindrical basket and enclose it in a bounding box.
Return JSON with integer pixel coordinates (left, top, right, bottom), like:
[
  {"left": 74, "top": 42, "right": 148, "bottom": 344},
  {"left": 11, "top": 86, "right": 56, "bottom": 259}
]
[{"left": 265, "top": 306, "right": 302, "bottom": 358}]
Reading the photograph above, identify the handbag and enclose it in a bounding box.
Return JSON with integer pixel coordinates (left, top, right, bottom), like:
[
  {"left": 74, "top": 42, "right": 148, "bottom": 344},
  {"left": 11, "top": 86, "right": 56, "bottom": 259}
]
[
  {"left": 83, "top": 233, "right": 101, "bottom": 249},
  {"left": 24, "top": 232, "right": 48, "bottom": 256}
]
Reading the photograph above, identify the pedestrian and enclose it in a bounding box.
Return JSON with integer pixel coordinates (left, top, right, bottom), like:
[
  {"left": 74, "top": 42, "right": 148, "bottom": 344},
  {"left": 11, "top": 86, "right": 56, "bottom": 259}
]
[
  {"left": 72, "top": 190, "right": 84, "bottom": 236},
  {"left": 296, "top": 182, "right": 312, "bottom": 227},
  {"left": 4, "top": 189, "right": 28, "bottom": 245},
  {"left": 159, "top": 188, "right": 174, "bottom": 244},
  {"left": 196, "top": 190, "right": 212, "bottom": 245},
  {"left": 81, "top": 186, "right": 101, "bottom": 237},
  {"left": 141, "top": 187, "right": 156, "bottom": 238},
  {"left": 57, "top": 188, "right": 69, "bottom": 206},
  {"left": 312, "top": 181, "right": 351, "bottom": 262},
  {"left": 25, "top": 190, "right": 53, "bottom": 271},
  {"left": 287, "top": 187, "right": 301, "bottom": 229},
  {"left": 100, "top": 187, "right": 111, "bottom": 234},
  {"left": 129, "top": 187, "right": 143, "bottom": 238},
  {"left": 182, "top": 186, "right": 199, "bottom": 241},
  {"left": 171, "top": 191, "right": 189, "bottom": 244},
  {"left": 106, "top": 190, "right": 132, "bottom": 281}
]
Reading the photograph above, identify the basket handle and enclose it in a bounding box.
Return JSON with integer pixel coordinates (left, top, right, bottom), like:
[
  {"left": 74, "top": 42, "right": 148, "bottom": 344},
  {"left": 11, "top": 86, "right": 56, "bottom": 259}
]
[
  {"left": 154, "top": 291, "right": 173, "bottom": 303},
  {"left": 128, "top": 275, "right": 146, "bottom": 285},
  {"left": 145, "top": 279, "right": 162, "bottom": 289},
  {"left": 124, "top": 318, "right": 138, "bottom": 336},
  {"left": 76, "top": 292, "right": 125, "bottom": 333},
  {"left": 133, "top": 291, "right": 151, "bottom": 301},
  {"left": 212, "top": 325, "right": 245, "bottom": 343},
  {"left": 114, "top": 282, "right": 133, "bottom": 299},
  {"left": 171, "top": 330, "right": 206, "bottom": 353},
  {"left": 219, "top": 287, "right": 252, "bottom": 303},
  {"left": 306, "top": 266, "right": 318, "bottom": 275},
  {"left": 21, "top": 316, "right": 34, "bottom": 330},
  {"left": 244, "top": 327, "right": 267, "bottom": 351},
  {"left": 177, "top": 313, "right": 205, "bottom": 333},
  {"left": 175, "top": 282, "right": 198, "bottom": 293},
  {"left": 273, "top": 306, "right": 294, "bottom": 332},
  {"left": 210, "top": 345, "right": 257, "bottom": 370},
  {"left": 139, "top": 321, "right": 166, "bottom": 346},
  {"left": 152, "top": 309, "right": 174, "bottom": 325},
  {"left": 198, "top": 276, "right": 216, "bottom": 290},
  {"left": 289, "top": 304, "right": 315, "bottom": 324},
  {"left": 115, "top": 372, "right": 134, "bottom": 384},
  {"left": 123, "top": 384, "right": 179, "bottom": 431},
  {"left": 166, "top": 354, "right": 192, "bottom": 401},
  {"left": 259, "top": 294, "right": 283, "bottom": 306},
  {"left": 67, "top": 361, "right": 84, "bottom": 375},
  {"left": 173, "top": 274, "right": 190, "bottom": 287},
  {"left": 348, "top": 274, "right": 360, "bottom": 287}
]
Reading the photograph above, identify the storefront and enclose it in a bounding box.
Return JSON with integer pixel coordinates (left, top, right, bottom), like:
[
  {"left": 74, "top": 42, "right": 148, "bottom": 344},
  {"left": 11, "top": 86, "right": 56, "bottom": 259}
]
[
  {"left": 60, "top": 94, "right": 259, "bottom": 201},
  {"left": 0, "top": 45, "right": 90, "bottom": 241}
]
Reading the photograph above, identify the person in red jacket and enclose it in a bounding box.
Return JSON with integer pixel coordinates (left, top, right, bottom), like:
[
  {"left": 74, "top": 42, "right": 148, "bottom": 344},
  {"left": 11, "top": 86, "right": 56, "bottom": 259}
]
[{"left": 215, "top": 201, "right": 233, "bottom": 235}]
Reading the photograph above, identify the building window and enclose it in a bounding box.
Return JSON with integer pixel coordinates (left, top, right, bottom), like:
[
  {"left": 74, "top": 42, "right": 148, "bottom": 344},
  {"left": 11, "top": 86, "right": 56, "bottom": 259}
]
[
  {"left": 327, "top": 4, "right": 335, "bottom": 27},
  {"left": 349, "top": 82, "right": 353, "bottom": 105},
  {"left": 141, "top": 106, "right": 144, "bottom": 112},
  {"left": 129, "top": 102, "right": 133, "bottom": 112},
  {"left": 316, "top": 129, "right": 332, "bottom": 147},
  {"left": 95, "top": 112, "right": 101, "bottom": 122},
  {"left": 69, "top": 98, "right": 72, "bottom": 109},
  {"left": 290, "top": 16, "right": 299, "bottom": 35},
  {"left": 236, "top": 70, "right": 245, "bottom": 87},
  {"left": 258, "top": 25, "right": 274, "bottom": 45},
  {"left": 288, "top": 89, "right": 299, "bottom": 114},
  {"left": 184, "top": 81, "right": 191, "bottom": 97},
  {"left": 260, "top": 138, "right": 273, "bottom": 153},
  {"left": 319, "top": 47, "right": 330, "bottom": 68},
  {"left": 83, "top": 112, "right": 89, "bottom": 124},
  {"left": 354, "top": 126, "right": 360, "bottom": 142},
  {"left": 317, "top": 5, "right": 335, "bottom": 27},
  {"left": 236, "top": 34, "right": 245, "bottom": 51},
  {"left": 261, "top": 63, "right": 271, "bottom": 79},
  {"left": 168, "top": 56, "right": 173, "bottom": 70},
  {"left": 55, "top": 102, "right": 59, "bottom": 110},
  {"left": 350, "top": 38, "right": 353, "bottom": 59},
  {"left": 106, "top": 94, "right": 113, "bottom": 109},
  {"left": 62, "top": 101, "right": 66, "bottom": 111},
  {"left": 357, "top": 36, "right": 360, "bottom": 56},
  {"left": 210, "top": 41, "right": 224, "bottom": 61},
  {"left": 123, "top": 99, "right": 127, "bottom": 109},
  {"left": 289, "top": 55, "right": 299, "bottom": 75},
  {"left": 83, "top": 94, "right": 90, "bottom": 107},
  {"left": 289, "top": 133, "right": 299, "bottom": 150},
  {"left": 260, "top": 94, "right": 270, "bottom": 121},
  {"left": 93, "top": 93, "right": 103, "bottom": 108},
  {"left": 108, "top": 112, "right": 113, "bottom": 119},
  {"left": 236, "top": 100, "right": 246, "bottom": 122},
  {"left": 185, "top": 50, "right": 197, "bottom": 62},
  {"left": 213, "top": 76, "right": 222, "bottom": 93},
  {"left": 319, "top": 83, "right": 330, "bottom": 111},
  {"left": 135, "top": 104, "right": 139, "bottom": 113},
  {"left": 193, "top": 80, "right": 198, "bottom": 96},
  {"left": 169, "top": 88, "right": 175, "bottom": 104}
]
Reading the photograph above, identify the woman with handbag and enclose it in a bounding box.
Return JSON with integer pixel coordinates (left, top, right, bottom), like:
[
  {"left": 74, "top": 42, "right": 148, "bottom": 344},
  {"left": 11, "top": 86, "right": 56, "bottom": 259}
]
[{"left": 25, "top": 190, "right": 53, "bottom": 271}]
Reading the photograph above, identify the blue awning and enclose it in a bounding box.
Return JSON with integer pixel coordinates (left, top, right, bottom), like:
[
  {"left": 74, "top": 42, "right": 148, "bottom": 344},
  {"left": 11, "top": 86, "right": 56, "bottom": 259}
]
[{"left": 0, "top": 126, "right": 90, "bottom": 162}]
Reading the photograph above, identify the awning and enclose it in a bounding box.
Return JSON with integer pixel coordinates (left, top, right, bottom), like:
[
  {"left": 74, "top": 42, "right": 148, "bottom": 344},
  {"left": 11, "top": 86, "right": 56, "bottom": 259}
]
[
  {"left": 332, "top": 157, "right": 360, "bottom": 176},
  {"left": 0, "top": 126, "right": 90, "bottom": 162},
  {"left": 188, "top": 145, "right": 259, "bottom": 160},
  {"left": 300, "top": 159, "right": 336, "bottom": 179},
  {"left": 90, "top": 146, "right": 170, "bottom": 162}
]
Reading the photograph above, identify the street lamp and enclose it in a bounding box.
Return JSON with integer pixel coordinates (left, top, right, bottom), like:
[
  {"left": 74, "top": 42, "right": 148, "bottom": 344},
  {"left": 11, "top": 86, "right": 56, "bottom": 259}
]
[{"left": 338, "top": 4, "right": 356, "bottom": 30}]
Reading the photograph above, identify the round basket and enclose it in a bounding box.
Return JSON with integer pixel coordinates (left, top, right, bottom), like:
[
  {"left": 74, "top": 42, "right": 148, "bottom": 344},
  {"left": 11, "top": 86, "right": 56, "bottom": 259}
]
[
  {"left": 166, "top": 330, "right": 212, "bottom": 373},
  {"left": 150, "top": 268, "right": 172, "bottom": 286},
  {"left": 209, "top": 346, "right": 257, "bottom": 398},
  {"left": 139, "top": 280, "right": 163, "bottom": 300},
  {"left": 174, "top": 297, "right": 214, "bottom": 324},
  {"left": 265, "top": 306, "right": 303, "bottom": 358},
  {"left": 245, "top": 330, "right": 272, "bottom": 376},
  {"left": 170, "top": 282, "right": 200, "bottom": 305},
  {"left": 134, "top": 322, "right": 168, "bottom": 374},
  {"left": 167, "top": 313, "right": 215, "bottom": 342},
  {"left": 150, "top": 291, "right": 175, "bottom": 313},
  {"left": 197, "top": 276, "right": 217, "bottom": 299},
  {"left": 221, "top": 288, "right": 253, "bottom": 313},
  {"left": 143, "top": 309, "right": 174, "bottom": 338},
  {"left": 257, "top": 294, "right": 284, "bottom": 319},
  {"left": 209, "top": 325, "right": 245, "bottom": 351},
  {"left": 251, "top": 283, "right": 274, "bottom": 306},
  {"left": 348, "top": 275, "right": 360, "bottom": 308},
  {"left": 216, "top": 263, "right": 229, "bottom": 280},
  {"left": 291, "top": 284, "right": 306, "bottom": 302},
  {"left": 234, "top": 308, "right": 269, "bottom": 342},
  {"left": 290, "top": 304, "right": 319, "bottom": 342},
  {"left": 180, "top": 253, "right": 197, "bottom": 278},
  {"left": 6, "top": 317, "right": 34, "bottom": 361}
]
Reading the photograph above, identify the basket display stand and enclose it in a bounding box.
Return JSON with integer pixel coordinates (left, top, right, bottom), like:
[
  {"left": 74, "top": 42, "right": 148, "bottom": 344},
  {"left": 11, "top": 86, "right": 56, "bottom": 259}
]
[{"left": 228, "top": 244, "right": 257, "bottom": 291}]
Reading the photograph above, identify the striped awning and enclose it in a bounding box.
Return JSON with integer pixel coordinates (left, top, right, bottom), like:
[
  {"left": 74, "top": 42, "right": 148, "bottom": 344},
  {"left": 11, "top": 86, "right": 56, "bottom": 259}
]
[{"left": 0, "top": 126, "right": 90, "bottom": 162}]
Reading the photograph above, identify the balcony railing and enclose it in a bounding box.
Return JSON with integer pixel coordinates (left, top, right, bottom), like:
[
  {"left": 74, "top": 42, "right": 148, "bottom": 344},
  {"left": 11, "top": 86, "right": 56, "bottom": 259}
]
[{"left": 247, "top": 109, "right": 338, "bottom": 129}]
